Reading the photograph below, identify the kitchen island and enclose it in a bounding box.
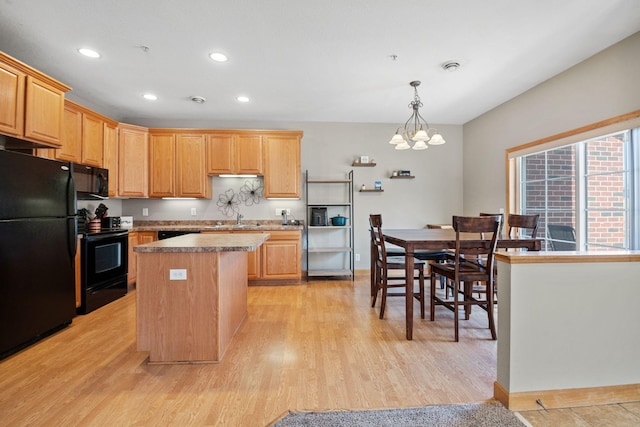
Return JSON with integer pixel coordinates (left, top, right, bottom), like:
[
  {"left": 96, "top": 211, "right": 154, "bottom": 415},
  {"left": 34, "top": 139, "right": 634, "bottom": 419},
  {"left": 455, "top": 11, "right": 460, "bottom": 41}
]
[{"left": 134, "top": 233, "right": 269, "bottom": 363}]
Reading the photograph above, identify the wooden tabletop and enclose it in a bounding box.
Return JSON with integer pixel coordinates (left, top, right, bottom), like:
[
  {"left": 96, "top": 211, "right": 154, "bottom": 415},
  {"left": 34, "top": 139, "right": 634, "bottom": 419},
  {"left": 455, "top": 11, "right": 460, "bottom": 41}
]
[{"left": 383, "top": 228, "right": 541, "bottom": 251}]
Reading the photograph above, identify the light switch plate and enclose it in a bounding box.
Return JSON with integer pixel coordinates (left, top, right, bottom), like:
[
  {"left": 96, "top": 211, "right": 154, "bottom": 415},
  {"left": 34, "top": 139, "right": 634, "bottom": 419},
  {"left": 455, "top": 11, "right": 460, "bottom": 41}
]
[{"left": 169, "top": 269, "right": 187, "bottom": 280}]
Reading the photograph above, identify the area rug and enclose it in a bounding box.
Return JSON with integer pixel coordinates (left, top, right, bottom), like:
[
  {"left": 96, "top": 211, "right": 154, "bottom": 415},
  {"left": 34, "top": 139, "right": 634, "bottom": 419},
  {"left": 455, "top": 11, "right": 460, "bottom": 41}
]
[{"left": 269, "top": 402, "right": 527, "bottom": 426}]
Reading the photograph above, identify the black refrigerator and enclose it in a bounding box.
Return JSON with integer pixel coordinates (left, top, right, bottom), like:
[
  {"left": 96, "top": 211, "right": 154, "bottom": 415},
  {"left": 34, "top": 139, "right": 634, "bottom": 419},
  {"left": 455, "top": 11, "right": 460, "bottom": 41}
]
[{"left": 0, "top": 149, "right": 77, "bottom": 359}]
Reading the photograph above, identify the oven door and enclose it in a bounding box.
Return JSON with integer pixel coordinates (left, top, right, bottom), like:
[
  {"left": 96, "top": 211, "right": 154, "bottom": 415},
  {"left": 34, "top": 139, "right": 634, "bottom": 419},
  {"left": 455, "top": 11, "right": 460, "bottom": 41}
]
[{"left": 82, "top": 231, "right": 128, "bottom": 288}]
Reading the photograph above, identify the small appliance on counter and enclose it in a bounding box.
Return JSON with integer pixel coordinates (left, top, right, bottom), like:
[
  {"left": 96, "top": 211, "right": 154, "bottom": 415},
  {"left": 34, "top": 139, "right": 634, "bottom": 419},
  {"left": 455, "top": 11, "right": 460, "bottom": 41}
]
[
  {"left": 120, "top": 216, "right": 133, "bottom": 228},
  {"left": 101, "top": 216, "right": 121, "bottom": 229},
  {"left": 311, "top": 207, "right": 328, "bottom": 226}
]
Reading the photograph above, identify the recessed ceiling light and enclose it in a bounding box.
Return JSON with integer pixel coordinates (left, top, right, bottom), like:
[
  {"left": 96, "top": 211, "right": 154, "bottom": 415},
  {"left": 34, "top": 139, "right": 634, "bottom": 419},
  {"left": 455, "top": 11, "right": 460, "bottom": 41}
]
[
  {"left": 236, "top": 96, "right": 250, "bottom": 103},
  {"left": 78, "top": 48, "right": 100, "bottom": 58},
  {"left": 143, "top": 94, "right": 158, "bottom": 101},
  {"left": 209, "top": 52, "right": 228, "bottom": 62}
]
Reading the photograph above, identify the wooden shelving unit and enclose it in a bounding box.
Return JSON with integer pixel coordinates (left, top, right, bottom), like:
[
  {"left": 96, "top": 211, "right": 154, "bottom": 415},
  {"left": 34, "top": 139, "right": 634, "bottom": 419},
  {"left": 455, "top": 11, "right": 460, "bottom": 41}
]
[
  {"left": 359, "top": 189, "right": 384, "bottom": 192},
  {"left": 305, "top": 170, "right": 354, "bottom": 280}
]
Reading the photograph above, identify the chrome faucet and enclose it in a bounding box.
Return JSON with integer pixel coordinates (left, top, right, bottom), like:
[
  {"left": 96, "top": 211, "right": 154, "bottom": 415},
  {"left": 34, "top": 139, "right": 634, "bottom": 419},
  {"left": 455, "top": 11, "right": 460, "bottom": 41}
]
[{"left": 236, "top": 213, "right": 243, "bottom": 225}]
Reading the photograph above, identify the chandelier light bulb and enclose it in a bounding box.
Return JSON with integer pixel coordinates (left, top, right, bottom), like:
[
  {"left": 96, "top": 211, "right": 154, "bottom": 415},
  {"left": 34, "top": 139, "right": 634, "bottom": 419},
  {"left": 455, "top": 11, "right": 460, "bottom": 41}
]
[
  {"left": 428, "top": 133, "right": 446, "bottom": 145},
  {"left": 389, "top": 133, "right": 405, "bottom": 144},
  {"left": 395, "top": 141, "right": 411, "bottom": 150},
  {"left": 412, "top": 129, "right": 430, "bottom": 142},
  {"left": 412, "top": 141, "right": 429, "bottom": 150}
]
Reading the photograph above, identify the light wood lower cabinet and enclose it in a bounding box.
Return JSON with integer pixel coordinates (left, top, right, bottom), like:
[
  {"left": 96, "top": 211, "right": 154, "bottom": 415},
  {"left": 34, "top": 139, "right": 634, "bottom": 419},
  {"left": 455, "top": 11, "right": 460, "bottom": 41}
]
[
  {"left": 201, "top": 229, "right": 301, "bottom": 282},
  {"left": 128, "top": 231, "right": 157, "bottom": 286}
]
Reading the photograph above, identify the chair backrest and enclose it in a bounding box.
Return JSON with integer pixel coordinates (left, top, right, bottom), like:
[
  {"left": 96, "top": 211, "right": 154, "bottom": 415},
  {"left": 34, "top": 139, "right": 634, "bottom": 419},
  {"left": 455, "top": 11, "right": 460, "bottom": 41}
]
[
  {"left": 479, "top": 212, "right": 505, "bottom": 235},
  {"left": 548, "top": 224, "right": 576, "bottom": 251},
  {"left": 452, "top": 215, "right": 501, "bottom": 274},
  {"left": 369, "top": 214, "right": 387, "bottom": 260},
  {"left": 507, "top": 213, "right": 539, "bottom": 238}
]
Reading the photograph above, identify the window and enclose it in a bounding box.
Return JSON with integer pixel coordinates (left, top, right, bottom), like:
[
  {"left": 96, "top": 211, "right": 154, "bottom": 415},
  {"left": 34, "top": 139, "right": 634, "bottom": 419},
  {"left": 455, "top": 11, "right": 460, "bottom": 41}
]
[{"left": 516, "top": 128, "right": 638, "bottom": 251}]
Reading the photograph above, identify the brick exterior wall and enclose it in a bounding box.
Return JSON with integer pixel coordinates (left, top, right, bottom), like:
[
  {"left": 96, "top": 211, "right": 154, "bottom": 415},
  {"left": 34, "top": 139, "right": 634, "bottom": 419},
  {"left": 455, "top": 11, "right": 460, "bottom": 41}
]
[{"left": 522, "top": 134, "right": 627, "bottom": 250}]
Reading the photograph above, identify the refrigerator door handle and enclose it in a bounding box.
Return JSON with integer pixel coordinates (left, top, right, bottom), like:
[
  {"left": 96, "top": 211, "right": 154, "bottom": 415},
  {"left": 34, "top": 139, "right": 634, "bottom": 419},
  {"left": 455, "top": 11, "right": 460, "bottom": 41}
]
[
  {"left": 64, "top": 162, "right": 76, "bottom": 217},
  {"left": 68, "top": 218, "right": 78, "bottom": 258}
]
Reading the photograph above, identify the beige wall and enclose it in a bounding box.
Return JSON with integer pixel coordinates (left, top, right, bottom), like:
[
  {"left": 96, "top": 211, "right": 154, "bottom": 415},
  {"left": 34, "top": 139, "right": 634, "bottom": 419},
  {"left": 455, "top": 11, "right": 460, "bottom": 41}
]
[
  {"left": 119, "top": 120, "right": 464, "bottom": 270},
  {"left": 462, "top": 31, "right": 640, "bottom": 215}
]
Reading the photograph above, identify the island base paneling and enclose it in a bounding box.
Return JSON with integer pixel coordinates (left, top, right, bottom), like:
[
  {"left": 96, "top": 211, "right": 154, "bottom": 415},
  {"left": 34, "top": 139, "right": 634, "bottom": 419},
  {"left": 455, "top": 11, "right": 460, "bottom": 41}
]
[{"left": 136, "top": 251, "right": 247, "bottom": 363}]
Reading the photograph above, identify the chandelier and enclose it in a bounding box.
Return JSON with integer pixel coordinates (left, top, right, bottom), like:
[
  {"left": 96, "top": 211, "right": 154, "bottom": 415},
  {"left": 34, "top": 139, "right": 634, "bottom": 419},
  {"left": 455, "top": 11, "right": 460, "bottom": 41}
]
[{"left": 389, "top": 81, "right": 445, "bottom": 150}]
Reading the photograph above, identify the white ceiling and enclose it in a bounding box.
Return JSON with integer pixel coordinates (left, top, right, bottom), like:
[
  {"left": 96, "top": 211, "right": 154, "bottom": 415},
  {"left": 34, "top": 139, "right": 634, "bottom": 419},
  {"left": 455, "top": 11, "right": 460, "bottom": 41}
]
[{"left": 1, "top": 0, "right": 639, "bottom": 126}]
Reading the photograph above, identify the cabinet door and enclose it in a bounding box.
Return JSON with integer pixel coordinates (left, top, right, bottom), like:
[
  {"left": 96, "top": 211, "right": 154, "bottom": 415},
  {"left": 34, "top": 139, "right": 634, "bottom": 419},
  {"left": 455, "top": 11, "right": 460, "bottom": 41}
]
[
  {"left": 261, "top": 231, "right": 301, "bottom": 279},
  {"left": 236, "top": 134, "right": 263, "bottom": 174},
  {"left": 103, "top": 122, "right": 118, "bottom": 197},
  {"left": 0, "top": 61, "right": 25, "bottom": 137},
  {"left": 246, "top": 248, "right": 260, "bottom": 280},
  {"left": 81, "top": 113, "right": 104, "bottom": 167},
  {"left": 128, "top": 232, "right": 138, "bottom": 286},
  {"left": 263, "top": 134, "right": 301, "bottom": 198},
  {"left": 118, "top": 124, "right": 148, "bottom": 197},
  {"left": 206, "top": 134, "right": 234, "bottom": 174},
  {"left": 149, "top": 133, "right": 176, "bottom": 197},
  {"left": 24, "top": 75, "right": 64, "bottom": 147},
  {"left": 55, "top": 103, "right": 82, "bottom": 162},
  {"left": 176, "top": 134, "right": 210, "bottom": 198}
]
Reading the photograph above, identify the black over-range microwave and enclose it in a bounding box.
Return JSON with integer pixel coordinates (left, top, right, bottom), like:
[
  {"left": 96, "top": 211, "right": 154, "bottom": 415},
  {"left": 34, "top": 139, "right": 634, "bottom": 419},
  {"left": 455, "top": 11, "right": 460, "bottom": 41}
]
[{"left": 73, "top": 163, "right": 108, "bottom": 200}]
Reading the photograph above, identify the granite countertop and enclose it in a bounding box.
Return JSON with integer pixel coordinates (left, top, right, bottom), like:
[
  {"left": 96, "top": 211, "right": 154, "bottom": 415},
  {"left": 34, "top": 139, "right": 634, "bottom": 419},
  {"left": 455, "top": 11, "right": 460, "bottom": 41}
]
[
  {"left": 129, "top": 220, "right": 303, "bottom": 232},
  {"left": 133, "top": 232, "right": 270, "bottom": 253}
]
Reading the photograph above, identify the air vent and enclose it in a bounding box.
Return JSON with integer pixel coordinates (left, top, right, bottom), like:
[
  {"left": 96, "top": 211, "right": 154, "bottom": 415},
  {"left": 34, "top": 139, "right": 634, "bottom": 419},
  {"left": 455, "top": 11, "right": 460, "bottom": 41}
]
[{"left": 442, "top": 61, "right": 461, "bottom": 72}]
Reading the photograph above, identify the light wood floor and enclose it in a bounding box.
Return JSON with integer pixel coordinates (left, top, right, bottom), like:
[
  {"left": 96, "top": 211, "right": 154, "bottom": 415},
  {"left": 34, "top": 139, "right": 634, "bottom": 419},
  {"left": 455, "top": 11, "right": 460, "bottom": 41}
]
[{"left": 0, "top": 274, "right": 638, "bottom": 426}]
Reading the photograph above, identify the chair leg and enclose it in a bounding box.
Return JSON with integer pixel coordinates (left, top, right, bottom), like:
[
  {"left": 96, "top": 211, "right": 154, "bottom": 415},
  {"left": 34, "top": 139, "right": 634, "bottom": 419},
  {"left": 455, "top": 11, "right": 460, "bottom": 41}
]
[
  {"left": 430, "top": 271, "right": 436, "bottom": 321},
  {"left": 453, "top": 279, "right": 460, "bottom": 342},
  {"left": 419, "top": 267, "right": 425, "bottom": 319},
  {"left": 487, "top": 280, "right": 497, "bottom": 340},
  {"left": 379, "top": 270, "right": 388, "bottom": 319},
  {"left": 371, "top": 265, "right": 380, "bottom": 308}
]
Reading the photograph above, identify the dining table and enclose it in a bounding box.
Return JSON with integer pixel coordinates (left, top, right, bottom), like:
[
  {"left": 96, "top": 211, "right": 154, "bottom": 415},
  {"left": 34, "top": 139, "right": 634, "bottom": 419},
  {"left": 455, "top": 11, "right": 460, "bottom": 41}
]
[{"left": 382, "top": 228, "right": 542, "bottom": 340}]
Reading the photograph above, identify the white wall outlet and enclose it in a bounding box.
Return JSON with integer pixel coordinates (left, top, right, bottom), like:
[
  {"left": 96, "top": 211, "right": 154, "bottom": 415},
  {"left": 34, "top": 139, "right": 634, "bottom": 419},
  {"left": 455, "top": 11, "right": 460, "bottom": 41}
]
[
  {"left": 355, "top": 253, "right": 360, "bottom": 261},
  {"left": 169, "top": 269, "right": 187, "bottom": 281},
  {"left": 276, "top": 208, "right": 292, "bottom": 216},
  {"left": 191, "top": 207, "right": 197, "bottom": 216},
  {"left": 142, "top": 207, "right": 149, "bottom": 216}
]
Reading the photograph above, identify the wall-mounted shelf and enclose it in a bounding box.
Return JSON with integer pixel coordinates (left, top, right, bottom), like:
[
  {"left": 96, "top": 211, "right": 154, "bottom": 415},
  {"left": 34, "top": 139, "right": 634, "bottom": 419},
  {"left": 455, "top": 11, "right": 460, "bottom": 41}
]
[
  {"left": 390, "top": 175, "right": 415, "bottom": 179},
  {"left": 359, "top": 189, "right": 384, "bottom": 192},
  {"left": 352, "top": 162, "right": 376, "bottom": 167}
]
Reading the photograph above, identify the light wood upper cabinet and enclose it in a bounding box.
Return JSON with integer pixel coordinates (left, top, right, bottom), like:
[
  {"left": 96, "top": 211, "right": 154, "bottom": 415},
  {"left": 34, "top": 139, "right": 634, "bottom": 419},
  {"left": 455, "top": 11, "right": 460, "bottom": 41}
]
[
  {"left": 81, "top": 112, "right": 104, "bottom": 167},
  {"left": 58, "top": 103, "right": 82, "bottom": 162},
  {"left": 103, "top": 121, "right": 118, "bottom": 197},
  {"left": 118, "top": 123, "right": 148, "bottom": 198},
  {"left": 24, "top": 76, "right": 64, "bottom": 147},
  {"left": 206, "top": 132, "right": 263, "bottom": 175},
  {"left": 38, "top": 100, "right": 109, "bottom": 167},
  {"left": 263, "top": 132, "right": 302, "bottom": 198},
  {"left": 149, "top": 133, "right": 176, "bottom": 197},
  {"left": 176, "top": 134, "right": 210, "bottom": 198},
  {"left": 149, "top": 131, "right": 210, "bottom": 198},
  {"left": 0, "top": 60, "right": 25, "bottom": 137},
  {"left": 0, "top": 51, "right": 70, "bottom": 147}
]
